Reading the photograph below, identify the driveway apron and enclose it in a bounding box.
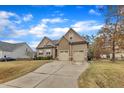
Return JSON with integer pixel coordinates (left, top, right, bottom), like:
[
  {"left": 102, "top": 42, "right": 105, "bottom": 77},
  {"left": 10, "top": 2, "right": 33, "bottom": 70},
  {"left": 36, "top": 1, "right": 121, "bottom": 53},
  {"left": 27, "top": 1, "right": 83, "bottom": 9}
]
[{"left": 0, "top": 61, "right": 88, "bottom": 88}]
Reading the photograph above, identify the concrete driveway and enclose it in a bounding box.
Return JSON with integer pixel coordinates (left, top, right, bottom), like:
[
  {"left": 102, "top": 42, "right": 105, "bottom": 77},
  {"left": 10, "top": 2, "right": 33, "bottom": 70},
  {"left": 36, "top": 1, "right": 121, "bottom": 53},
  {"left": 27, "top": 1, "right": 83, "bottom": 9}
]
[{"left": 0, "top": 61, "right": 88, "bottom": 88}]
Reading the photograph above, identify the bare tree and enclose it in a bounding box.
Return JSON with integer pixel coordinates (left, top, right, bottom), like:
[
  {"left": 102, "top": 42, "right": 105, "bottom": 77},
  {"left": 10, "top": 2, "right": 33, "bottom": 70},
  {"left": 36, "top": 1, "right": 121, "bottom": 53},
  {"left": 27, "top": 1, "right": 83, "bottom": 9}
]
[{"left": 98, "top": 5, "right": 124, "bottom": 62}]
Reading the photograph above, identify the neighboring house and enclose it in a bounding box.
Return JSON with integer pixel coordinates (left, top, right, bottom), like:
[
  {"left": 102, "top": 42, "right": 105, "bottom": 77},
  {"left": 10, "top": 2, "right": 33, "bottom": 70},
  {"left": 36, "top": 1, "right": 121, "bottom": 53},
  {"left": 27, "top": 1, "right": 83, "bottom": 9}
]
[
  {"left": 0, "top": 41, "right": 34, "bottom": 59},
  {"left": 36, "top": 28, "right": 88, "bottom": 63},
  {"left": 100, "top": 46, "right": 124, "bottom": 60}
]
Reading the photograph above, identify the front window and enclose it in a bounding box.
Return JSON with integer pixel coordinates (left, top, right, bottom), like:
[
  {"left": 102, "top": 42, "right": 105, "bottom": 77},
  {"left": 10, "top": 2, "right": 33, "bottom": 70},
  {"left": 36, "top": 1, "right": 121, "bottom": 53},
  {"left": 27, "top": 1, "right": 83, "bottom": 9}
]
[
  {"left": 39, "top": 53, "right": 43, "bottom": 55},
  {"left": 46, "top": 52, "right": 51, "bottom": 55},
  {"left": 39, "top": 50, "right": 43, "bottom": 55},
  {"left": 46, "top": 49, "right": 51, "bottom": 55}
]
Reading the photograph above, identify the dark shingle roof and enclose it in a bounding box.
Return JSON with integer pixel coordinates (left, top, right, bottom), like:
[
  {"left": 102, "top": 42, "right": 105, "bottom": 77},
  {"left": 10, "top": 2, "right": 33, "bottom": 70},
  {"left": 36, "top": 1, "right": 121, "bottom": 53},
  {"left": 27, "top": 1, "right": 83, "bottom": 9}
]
[{"left": 0, "top": 41, "right": 26, "bottom": 52}]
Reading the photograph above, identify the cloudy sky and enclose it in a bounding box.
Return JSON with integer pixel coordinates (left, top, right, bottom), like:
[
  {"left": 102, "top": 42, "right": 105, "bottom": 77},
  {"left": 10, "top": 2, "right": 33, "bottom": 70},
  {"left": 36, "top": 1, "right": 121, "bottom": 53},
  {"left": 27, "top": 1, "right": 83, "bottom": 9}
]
[{"left": 0, "top": 5, "right": 105, "bottom": 50}]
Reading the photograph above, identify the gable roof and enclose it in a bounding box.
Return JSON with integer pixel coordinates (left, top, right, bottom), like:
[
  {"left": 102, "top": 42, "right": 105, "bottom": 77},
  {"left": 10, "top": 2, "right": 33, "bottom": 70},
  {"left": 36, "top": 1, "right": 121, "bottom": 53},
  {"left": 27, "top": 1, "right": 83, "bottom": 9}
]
[
  {"left": 58, "top": 28, "right": 87, "bottom": 44},
  {"left": 36, "top": 37, "right": 58, "bottom": 49},
  {"left": 0, "top": 41, "right": 27, "bottom": 52},
  {"left": 37, "top": 37, "right": 52, "bottom": 49},
  {"left": 37, "top": 28, "right": 88, "bottom": 49},
  {"left": 64, "top": 28, "right": 86, "bottom": 42},
  {"left": 52, "top": 40, "right": 59, "bottom": 45},
  {"left": 57, "top": 36, "right": 70, "bottom": 45}
]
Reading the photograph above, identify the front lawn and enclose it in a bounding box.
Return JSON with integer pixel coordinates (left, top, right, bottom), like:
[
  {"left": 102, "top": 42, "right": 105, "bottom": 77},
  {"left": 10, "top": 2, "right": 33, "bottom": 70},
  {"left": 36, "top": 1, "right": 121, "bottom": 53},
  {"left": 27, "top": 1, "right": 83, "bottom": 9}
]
[
  {"left": 0, "top": 60, "right": 50, "bottom": 84},
  {"left": 78, "top": 60, "right": 124, "bottom": 88}
]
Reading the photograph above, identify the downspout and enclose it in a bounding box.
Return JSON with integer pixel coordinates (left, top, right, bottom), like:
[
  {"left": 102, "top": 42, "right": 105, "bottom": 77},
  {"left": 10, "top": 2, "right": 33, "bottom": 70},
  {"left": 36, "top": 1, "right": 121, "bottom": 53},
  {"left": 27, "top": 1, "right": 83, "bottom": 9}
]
[
  {"left": 52, "top": 47, "right": 53, "bottom": 59},
  {"left": 69, "top": 44, "right": 72, "bottom": 61}
]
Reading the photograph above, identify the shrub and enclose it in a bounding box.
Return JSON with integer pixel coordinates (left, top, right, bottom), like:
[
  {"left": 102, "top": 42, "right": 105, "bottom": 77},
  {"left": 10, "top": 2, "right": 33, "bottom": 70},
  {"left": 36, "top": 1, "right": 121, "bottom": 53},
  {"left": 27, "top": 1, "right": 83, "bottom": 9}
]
[{"left": 35, "top": 56, "right": 52, "bottom": 60}]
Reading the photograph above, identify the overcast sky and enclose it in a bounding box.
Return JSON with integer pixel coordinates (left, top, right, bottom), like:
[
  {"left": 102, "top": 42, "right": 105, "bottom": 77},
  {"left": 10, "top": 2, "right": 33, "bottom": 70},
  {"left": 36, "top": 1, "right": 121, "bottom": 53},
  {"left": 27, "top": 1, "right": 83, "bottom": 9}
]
[{"left": 0, "top": 5, "right": 105, "bottom": 49}]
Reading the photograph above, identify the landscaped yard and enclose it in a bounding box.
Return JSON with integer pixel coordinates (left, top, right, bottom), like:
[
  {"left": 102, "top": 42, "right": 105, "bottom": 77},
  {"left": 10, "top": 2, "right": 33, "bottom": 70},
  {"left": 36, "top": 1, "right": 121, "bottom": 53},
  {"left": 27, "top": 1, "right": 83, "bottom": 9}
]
[
  {"left": 78, "top": 60, "right": 124, "bottom": 88},
  {"left": 0, "top": 60, "right": 50, "bottom": 84}
]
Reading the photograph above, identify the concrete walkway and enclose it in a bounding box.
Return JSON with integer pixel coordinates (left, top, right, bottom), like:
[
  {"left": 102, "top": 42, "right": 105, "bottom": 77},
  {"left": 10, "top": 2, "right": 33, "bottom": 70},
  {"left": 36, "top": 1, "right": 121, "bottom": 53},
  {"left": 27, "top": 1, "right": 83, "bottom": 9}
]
[{"left": 0, "top": 61, "right": 89, "bottom": 88}]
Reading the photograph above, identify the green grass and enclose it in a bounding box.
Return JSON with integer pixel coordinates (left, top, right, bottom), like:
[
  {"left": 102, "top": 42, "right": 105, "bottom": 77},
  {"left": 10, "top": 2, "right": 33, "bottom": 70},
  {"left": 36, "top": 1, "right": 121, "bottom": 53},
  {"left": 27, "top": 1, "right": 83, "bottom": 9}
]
[
  {"left": 78, "top": 60, "right": 124, "bottom": 88},
  {"left": 0, "top": 60, "right": 50, "bottom": 84}
]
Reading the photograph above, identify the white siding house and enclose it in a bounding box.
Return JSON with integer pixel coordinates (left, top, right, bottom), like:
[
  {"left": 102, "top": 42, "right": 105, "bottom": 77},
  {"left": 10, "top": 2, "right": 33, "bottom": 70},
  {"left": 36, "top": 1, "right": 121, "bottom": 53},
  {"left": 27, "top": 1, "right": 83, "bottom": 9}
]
[{"left": 0, "top": 41, "right": 34, "bottom": 59}]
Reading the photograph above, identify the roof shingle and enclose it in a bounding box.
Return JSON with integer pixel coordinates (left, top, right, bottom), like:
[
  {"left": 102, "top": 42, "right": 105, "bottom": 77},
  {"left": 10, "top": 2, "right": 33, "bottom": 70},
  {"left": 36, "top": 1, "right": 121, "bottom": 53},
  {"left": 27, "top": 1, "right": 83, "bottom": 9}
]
[{"left": 0, "top": 41, "right": 26, "bottom": 52}]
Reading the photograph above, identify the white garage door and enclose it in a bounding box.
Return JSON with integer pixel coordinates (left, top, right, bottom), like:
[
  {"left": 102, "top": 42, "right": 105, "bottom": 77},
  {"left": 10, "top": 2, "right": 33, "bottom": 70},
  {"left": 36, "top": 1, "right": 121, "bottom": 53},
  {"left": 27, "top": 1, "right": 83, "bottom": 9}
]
[
  {"left": 59, "top": 50, "right": 69, "bottom": 61},
  {"left": 73, "top": 50, "right": 84, "bottom": 61}
]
